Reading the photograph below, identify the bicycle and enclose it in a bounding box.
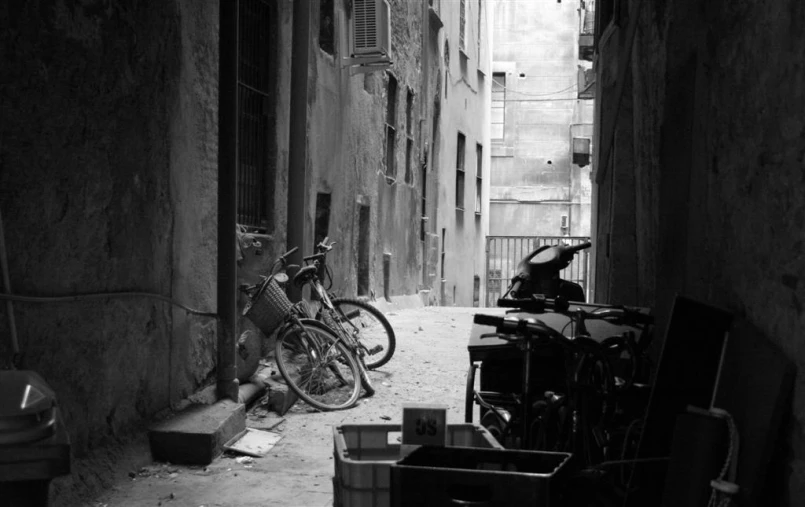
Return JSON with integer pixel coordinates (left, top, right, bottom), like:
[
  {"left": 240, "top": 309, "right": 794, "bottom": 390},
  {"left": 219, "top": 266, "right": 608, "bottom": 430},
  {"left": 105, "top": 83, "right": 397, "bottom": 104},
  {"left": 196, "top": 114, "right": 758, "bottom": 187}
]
[
  {"left": 468, "top": 295, "right": 654, "bottom": 467},
  {"left": 239, "top": 247, "right": 362, "bottom": 411},
  {"left": 291, "top": 238, "right": 397, "bottom": 393}
]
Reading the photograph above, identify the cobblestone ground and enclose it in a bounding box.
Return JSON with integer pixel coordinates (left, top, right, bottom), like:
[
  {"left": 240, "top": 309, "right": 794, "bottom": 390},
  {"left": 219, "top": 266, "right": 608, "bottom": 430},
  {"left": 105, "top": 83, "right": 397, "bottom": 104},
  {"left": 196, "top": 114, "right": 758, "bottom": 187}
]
[{"left": 84, "top": 305, "right": 505, "bottom": 507}]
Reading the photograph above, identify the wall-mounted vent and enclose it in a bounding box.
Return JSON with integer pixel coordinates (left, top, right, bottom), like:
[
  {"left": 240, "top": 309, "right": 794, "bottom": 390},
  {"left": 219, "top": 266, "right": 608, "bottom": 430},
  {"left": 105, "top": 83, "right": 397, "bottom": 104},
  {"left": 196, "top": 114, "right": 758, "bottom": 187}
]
[{"left": 352, "top": 0, "right": 391, "bottom": 57}]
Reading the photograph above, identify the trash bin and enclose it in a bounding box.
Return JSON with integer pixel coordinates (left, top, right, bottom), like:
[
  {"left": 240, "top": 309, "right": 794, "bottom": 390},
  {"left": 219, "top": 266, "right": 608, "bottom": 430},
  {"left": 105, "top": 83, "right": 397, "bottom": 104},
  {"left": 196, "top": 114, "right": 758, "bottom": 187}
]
[
  {"left": 0, "top": 370, "right": 71, "bottom": 507},
  {"left": 390, "top": 446, "right": 572, "bottom": 507}
]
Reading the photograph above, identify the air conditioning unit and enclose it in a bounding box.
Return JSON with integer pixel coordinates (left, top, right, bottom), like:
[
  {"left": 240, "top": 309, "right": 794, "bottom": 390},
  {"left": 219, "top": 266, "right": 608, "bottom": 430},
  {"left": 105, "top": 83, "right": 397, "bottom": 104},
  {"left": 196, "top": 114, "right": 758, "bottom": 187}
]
[{"left": 351, "top": 0, "right": 391, "bottom": 57}]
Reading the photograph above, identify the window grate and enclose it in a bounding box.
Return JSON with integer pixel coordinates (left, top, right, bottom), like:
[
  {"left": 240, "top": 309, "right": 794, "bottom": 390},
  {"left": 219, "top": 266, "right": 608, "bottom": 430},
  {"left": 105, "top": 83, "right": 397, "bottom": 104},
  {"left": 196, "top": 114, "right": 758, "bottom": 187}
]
[{"left": 237, "top": 0, "right": 271, "bottom": 229}]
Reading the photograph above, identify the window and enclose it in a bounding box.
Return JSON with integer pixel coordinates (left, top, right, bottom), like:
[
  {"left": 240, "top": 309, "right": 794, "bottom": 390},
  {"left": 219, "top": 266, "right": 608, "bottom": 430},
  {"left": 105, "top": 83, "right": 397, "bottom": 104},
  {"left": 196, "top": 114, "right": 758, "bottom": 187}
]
[
  {"left": 357, "top": 205, "right": 371, "bottom": 296},
  {"left": 440, "top": 228, "right": 446, "bottom": 279},
  {"left": 491, "top": 72, "right": 505, "bottom": 140},
  {"left": 385, "top": 74, "right": 398, "bottom": 179},
  {"left": 459, "top": 0, "right": 467, "bottom": 52},
  {"left": 475, "top": 143, "right": 483, "bottom": 214},
  {"left": 456, "top": 133, "right": 466, "bottom": 210},
  {"left": 237, "top": 0, "right": 273, "bottom": 230},
  {"left": 319, "top": 0, "right": 334, "bottom": 55},
  {"left": 405, "top": 89, "right": 414, "bottom": 184}
]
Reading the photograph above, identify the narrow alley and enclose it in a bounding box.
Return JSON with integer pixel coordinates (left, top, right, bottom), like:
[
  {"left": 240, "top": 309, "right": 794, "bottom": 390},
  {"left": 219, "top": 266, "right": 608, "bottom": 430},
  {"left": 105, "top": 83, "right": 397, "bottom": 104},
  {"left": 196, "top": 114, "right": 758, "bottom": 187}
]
[
  {"left": 79, "top": 306, "right": 502, "bottom": 507},
  {"left": 3, "top": 0, "right": 805, "bottom": 506}
]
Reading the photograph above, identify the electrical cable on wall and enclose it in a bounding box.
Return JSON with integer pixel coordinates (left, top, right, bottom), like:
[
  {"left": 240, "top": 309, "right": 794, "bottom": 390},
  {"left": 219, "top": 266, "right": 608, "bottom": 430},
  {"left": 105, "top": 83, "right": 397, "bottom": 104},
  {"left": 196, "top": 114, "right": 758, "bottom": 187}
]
[
  {"left": 0, "top": 291, "right": 218, "bottom": 317},
  {"left": 1, "top": 290, "right": 219, "bottom": 368},
  {"left": 492, "top": 78, "right": 578, "bottom": 97}
]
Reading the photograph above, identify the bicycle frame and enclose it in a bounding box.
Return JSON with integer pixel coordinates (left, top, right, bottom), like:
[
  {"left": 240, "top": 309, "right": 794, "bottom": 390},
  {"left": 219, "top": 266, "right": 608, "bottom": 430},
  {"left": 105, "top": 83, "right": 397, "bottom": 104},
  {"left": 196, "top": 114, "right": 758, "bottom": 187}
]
[{"left": 302, "top": 260, "right": 365, "bottom": 354}]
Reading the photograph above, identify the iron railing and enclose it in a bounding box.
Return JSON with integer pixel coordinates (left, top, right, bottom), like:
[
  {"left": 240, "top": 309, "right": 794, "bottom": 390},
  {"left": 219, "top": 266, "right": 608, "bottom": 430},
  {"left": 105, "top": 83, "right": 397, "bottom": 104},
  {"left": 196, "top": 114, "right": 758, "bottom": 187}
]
[{"left": 485, "top": 236, "right": 591, "bottom": 307}]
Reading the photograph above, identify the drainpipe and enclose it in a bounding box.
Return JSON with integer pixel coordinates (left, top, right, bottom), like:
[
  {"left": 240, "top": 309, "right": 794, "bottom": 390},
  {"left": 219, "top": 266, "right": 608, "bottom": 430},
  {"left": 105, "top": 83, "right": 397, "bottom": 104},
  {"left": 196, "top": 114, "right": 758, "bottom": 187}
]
[
  {"left": 568, "top": 122, "right": 593, "bottom": 237},
  {"left": 286, "top": 0, "right": 312, "bottom": 301},
  {"left": 217, "top": 0, "right": 239, "bottom": 402}
]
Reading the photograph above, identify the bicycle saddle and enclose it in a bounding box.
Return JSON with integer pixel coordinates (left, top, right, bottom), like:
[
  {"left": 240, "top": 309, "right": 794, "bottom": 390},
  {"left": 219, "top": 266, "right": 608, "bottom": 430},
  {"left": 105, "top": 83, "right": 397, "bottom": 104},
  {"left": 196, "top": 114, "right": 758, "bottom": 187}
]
[{"left": 292, "top": 264, "right": 318, "bottom": 287}]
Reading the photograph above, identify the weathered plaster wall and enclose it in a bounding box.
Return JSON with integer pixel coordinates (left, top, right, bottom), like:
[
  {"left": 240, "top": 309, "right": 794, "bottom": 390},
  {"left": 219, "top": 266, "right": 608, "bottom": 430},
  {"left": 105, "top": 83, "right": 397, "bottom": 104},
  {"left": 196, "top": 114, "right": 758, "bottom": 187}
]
[
  {"left": 490, "top": 0, "right": 593, "bottom": 241},
  {"left": 170, "top": 0, "right": 219, "bottom": 400},
  {"left": 489, "top": 202, "right": 569, "bottom": 236},
  {"left": 298, "top": 0, "right": 490, "bottom": 307},
  {"left": 302, "top": 0, "right": 426, "bottom": 302},
  {"left": 596, "top": 0, "right": 805, "bottom": 502},
  {"left": 0, "top": 0, "right": 217, "bottom": 462},
  {"left": 433, "top": 0, "right": 491, "bottom": 306}
]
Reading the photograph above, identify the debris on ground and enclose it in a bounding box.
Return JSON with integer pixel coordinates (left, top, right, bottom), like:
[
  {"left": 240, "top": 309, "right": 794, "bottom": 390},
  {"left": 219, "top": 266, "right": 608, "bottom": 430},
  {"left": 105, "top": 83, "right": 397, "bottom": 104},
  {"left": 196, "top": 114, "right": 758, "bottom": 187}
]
[
  {"left": 157, "top": 492, "right": 176, "bottom": 505},
  {"left": 224, "top": 427, "right": 283, "bottom": 457},
  {"left": 129, "top": 463, "right": 180, "bottom": 480}
]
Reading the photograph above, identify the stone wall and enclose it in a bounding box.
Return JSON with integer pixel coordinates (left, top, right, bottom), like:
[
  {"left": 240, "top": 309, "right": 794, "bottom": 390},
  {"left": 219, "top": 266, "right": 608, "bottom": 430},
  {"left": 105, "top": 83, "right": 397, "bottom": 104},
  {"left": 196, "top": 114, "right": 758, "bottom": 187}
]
[
  {"left": 596, "top": 0, "right": 805, "bottom": 502},
  {"left": 0, "top": 0, "right": 218, "bottom": 463}
]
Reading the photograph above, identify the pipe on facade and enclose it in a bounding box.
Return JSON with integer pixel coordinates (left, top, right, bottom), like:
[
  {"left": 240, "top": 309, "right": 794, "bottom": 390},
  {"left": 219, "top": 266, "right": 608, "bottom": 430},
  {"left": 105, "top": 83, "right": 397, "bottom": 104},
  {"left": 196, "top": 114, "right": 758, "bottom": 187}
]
[
  {"left": 217, "top": 0, "right": 239, "bottom": 402},
  {"left": 286, "top": 0, "right": 312, "bottom": 301},
  {"left": 0, "top": 208, "right": 20, "bottom": 367}
]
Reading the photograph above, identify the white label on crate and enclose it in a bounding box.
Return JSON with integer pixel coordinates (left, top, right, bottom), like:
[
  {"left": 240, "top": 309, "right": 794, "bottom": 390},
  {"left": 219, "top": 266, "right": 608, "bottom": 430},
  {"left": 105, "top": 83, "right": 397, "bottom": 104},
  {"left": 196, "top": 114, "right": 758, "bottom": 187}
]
[{"left": 401, "top": 404, "right": 448, "bottom": 448}]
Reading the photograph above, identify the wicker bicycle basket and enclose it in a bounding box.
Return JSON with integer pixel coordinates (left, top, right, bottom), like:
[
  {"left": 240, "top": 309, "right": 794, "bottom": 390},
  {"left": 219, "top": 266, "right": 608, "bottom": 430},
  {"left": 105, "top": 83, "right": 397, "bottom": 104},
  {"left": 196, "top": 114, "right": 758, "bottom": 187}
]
[{"left": 245, "top": 278, "right": 293, "bottom": 336}]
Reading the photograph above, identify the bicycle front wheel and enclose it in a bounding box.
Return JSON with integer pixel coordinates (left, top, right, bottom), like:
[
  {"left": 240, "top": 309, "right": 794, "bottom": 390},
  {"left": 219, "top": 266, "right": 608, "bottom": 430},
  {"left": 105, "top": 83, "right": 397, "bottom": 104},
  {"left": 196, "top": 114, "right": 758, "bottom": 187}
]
[
  {"left": 330, "top": 298, "right": 396, "bottom": 369},
  {"left": 274, "top": 321, "right": 361, "bottom": 411}
]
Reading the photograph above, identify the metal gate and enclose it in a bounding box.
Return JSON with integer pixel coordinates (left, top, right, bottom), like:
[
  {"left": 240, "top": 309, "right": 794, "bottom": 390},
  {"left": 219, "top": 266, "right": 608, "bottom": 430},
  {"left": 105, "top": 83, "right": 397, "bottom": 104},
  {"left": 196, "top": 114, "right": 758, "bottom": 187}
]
[{"left": 485, "top": 236, "right": 591, "bottom": 307}]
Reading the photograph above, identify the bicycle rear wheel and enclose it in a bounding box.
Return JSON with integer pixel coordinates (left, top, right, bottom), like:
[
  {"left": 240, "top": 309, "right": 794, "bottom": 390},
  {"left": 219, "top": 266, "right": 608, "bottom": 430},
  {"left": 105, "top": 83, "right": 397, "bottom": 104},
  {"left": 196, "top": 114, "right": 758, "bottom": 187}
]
[
  {"left": 299, "top": 318, "right": 375, "bottom": 397},
  {"left": 330, "top": 298, "right": 396, "bottom": 369},
  {"left": 274, "top": 321, "right": 361, "bottom": 411}
]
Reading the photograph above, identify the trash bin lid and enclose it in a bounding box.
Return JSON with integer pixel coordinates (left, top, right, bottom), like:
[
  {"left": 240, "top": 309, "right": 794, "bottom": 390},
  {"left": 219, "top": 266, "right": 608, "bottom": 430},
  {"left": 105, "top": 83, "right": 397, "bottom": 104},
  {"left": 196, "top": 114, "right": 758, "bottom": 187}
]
[{"left": 0, "top": 370, "right": 57, "bottom": 444}]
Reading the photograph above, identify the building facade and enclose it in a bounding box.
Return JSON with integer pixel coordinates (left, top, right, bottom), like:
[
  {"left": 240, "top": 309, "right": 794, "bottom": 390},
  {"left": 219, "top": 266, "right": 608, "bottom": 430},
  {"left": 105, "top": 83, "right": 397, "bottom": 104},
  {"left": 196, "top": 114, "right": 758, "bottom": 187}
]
[{"left": 488, "top": 0, "right": 594, "bottom": 239}]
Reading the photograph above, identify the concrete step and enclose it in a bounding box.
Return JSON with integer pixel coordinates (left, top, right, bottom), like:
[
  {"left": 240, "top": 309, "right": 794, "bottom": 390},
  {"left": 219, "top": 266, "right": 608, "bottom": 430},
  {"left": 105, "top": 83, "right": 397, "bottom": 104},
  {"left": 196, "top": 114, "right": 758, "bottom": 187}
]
[{"left": 147, "top": 399, "right": 245, "bottom": 465}]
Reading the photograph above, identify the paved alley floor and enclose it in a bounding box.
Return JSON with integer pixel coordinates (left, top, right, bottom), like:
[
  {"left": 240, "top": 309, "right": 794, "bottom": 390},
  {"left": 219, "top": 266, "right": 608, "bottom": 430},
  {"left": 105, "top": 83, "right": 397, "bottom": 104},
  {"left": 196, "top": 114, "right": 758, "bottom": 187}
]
[{"left": 82, "top": 305, "right": 506, "bottom": 507}]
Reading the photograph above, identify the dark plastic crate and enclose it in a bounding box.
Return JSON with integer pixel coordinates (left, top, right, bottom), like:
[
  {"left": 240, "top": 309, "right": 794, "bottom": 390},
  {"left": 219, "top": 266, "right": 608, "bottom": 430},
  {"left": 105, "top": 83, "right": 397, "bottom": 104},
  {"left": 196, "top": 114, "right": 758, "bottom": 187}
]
[{"left": 390, "top": 446, "right": 572, "bottom": 507}]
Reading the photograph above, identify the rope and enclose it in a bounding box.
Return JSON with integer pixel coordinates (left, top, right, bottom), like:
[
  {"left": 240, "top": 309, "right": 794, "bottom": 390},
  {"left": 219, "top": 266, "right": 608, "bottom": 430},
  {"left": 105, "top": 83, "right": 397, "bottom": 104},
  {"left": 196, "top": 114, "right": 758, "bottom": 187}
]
[{"left": 706, "top": 408, "right": 740, "bottom": 507}]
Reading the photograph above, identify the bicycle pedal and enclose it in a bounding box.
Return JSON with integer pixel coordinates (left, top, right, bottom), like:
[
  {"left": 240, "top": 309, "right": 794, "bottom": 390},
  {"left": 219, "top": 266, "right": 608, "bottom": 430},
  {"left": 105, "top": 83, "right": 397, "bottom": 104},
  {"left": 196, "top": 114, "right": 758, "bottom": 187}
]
[{"left": 366, "top": 345, "right": 384, "bottom": 355}]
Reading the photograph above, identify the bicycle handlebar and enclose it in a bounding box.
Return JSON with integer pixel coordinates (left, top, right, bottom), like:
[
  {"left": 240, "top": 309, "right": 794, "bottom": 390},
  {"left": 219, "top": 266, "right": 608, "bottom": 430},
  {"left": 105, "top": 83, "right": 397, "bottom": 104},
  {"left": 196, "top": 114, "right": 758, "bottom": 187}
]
[
  {"left": 473, "top": 314, "right": 567, "bottom": 343},
  {"left": 473, "top": 314, "right": 503, "bottom": 327},
  {"left": 281, "top": 246, "right": 299, "bottom": 259},
  {"left": 303, "top": 252, "right": 326, "bottom": 263},
  {"left": 316, "top": 237, "right": 336, "bottom": 253},
  {"left": 497, "top": 296, "right": 654, "bottom": 327}
]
